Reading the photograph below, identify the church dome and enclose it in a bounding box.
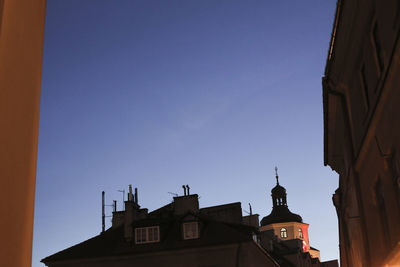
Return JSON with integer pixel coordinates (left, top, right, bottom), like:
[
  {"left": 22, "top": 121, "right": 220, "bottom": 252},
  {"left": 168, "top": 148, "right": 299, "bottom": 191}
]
[
  {"left": 261, "top": 206, "right": 303, "bottom": 225},
  {"left": 260, "top": 168, "right": 303, "bottom": 226}
]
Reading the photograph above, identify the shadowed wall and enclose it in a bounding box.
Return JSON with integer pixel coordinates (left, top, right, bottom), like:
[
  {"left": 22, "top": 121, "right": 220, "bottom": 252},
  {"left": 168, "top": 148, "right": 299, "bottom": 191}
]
[
  {"left": 323, "top": 0, "right": 400, "bottom": 266},
  {"left": 0, "top": 1, "right": 46, "bottom": 266}
]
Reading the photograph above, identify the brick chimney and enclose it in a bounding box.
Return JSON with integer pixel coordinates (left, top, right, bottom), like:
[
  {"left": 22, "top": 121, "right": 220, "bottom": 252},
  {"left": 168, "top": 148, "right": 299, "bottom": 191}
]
[
  {"left": 242, "top": 214, "right": 260, "bottom": 228},
  {"left": 118, "top": 186, "right": 148, "bottom": 241},
  {"left": 173, "top": 194, "right": 199, "bottom": 215},
  {"left": 124, "top": 199, "right": 139, "bottom": 241}
]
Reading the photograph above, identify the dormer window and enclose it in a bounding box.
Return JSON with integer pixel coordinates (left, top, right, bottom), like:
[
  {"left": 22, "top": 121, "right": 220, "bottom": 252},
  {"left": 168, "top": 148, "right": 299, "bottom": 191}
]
[
  {"left": 183, "top": 222, "right": 199, "bottom": 240},
  {"left": 135, "top": 226, "right": 159, "bottom": 244},
  {"left": 280, "top": 228, "right": 287, "bottom": 238}
]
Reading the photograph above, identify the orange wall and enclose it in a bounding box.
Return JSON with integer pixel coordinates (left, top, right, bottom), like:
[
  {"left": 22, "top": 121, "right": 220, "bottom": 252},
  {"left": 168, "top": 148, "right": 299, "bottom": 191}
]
[{"left": 0, "top": 1, "right": 46, "bottom": 266}]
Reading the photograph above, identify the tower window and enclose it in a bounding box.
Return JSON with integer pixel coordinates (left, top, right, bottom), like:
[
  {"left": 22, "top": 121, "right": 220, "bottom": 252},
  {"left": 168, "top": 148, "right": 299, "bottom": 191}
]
[
  {"left": 299, "top": 228, "right": 303, "bottom": 238},
  {"left": 280, "top": 228, "right": 287, "bottom": 238}
]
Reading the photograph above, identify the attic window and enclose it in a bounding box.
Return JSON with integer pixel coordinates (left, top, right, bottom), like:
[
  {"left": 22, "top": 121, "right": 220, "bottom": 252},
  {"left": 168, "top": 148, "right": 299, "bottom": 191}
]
[
  {"left": 183, "top": 222, "right": 199, "bottom": 240},
  {"left": 135, "top": 226, "right": 159, "bottom": 244}
]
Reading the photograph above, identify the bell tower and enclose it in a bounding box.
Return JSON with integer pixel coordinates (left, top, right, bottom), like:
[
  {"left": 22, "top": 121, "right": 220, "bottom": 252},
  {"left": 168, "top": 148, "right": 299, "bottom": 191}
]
[{"left": 259, "top": 167, "right": 321, "bottom": 260}]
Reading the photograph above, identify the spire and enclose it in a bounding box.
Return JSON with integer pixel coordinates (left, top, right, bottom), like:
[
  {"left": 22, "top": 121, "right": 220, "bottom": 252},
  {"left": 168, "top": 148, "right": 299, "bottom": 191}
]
[
  {"left": 271, "top": 167, "right": 287, "bottom": 208},
  {"left": 275, "top": 166, "right": 279, "bottom": 185}
]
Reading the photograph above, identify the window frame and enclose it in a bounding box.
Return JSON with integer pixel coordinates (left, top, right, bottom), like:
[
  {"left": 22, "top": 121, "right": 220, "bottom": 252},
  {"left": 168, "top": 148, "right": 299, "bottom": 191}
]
[
  {"left": 280, "top": 227, "right": 287, "bottom": 238},
  {"left": 182, "top": 221, "right": 199, "bottom": 240},
  {"left": 135, "top": 226, "right": 160, "bottom": 244},
  {"left": 298, "top": 228, "right": 303, "bottom": 238}
]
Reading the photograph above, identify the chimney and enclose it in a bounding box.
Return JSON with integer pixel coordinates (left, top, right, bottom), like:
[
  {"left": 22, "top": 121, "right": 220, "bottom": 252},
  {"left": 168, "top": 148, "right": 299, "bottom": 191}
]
[
  {"left": 113, "top": 200, "right": 117, "bottom": 212},
  {"left": 242, "top": 214, "right": 259, "bottom": 228},
  {"left": 123, "top": 186, "right": 147, "bottom": 241},
  {"left": 182, "top": 185, "right": 186, "bottom": 196},
  {"left": 173, "top": 194, "right": 199, "bottom": 215},
  {"left": 125, "top": 185, "right": 134, "bottom": 240},
  {"left": 112, "top": 208, "right": 125, "bottom": 229},
  {"left": 124, "top": 202, "right": 134, "bottom": 240},
  {"left": 112, "top": 187, "right": 145, "bottom": 230},
  {"left": 186, "top": 185, "right": 190, "bottom": 195},
  {"left": 128, "top": 185, "right": 134, "bottom": 201}
]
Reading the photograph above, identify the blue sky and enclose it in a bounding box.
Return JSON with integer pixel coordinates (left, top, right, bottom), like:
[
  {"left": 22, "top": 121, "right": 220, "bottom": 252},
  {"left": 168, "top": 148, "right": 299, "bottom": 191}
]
[{"left": 33, "top": 1, "right": 339, "bottom": 266}]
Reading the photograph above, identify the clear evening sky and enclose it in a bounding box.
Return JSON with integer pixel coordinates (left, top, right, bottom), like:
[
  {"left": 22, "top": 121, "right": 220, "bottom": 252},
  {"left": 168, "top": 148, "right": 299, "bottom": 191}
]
[{"left": 33, "top": 1, "right": 338, "bottom": 266}]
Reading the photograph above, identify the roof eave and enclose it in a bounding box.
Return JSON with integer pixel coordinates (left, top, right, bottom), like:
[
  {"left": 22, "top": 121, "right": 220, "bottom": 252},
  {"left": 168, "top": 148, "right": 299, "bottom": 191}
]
[
  {"left": 324, "top": 0, "right": 342, "bottom": 77},
  {"left": 323, "top": 0, "right": 343, "bottom": 167}
]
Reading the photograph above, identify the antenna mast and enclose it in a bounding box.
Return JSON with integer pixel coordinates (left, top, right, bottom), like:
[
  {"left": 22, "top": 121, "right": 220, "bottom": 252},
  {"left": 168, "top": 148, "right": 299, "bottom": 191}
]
[
  {"left": 117, "top": 189, "right": 125, "bottom": 210},
  {"left": 168, "top": 192, "right": 178, "bottom": 197},
  {"left": 102, "top": 191, "right": 105, "bottom": 233}
]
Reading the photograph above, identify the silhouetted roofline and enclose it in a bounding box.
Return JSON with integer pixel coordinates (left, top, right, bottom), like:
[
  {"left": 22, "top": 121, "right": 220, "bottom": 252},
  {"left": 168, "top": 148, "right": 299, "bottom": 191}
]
[
  {"left": 41, "top": 211, "right": 258, "bottom": 264},
  {"left": 324, "top": 0, "right": 342, "bottom": 77},
  {"left": 200, "top": 202, "right": 241, "bottom": 211}
]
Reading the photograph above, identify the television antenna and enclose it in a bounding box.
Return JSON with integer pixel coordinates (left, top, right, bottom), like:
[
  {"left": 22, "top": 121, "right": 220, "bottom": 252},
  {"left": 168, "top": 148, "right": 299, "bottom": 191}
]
[{"left": 168, "top": 192, "right": 178, "bottom": 197}]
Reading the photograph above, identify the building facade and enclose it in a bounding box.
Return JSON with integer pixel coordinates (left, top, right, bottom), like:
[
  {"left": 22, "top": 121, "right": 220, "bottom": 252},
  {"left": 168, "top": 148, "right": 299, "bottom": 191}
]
[
  {"left": 0, "top": 1, "right": 46, "bottom": 267},
  {"left": 323, "top": 1, "right": 400, "bottom": 266}
]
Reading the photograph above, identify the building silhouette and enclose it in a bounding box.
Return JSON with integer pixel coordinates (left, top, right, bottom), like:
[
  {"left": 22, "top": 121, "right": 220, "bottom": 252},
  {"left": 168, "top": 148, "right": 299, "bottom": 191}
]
[
  {"left": 323, "top": 0, "right": 400, "bottom": 266},
  {"left": 42, "top": 177, "right": 337, "bottom": 267},
  {"left": 42, "top": 185, "right": 279, "bottom": 267}
]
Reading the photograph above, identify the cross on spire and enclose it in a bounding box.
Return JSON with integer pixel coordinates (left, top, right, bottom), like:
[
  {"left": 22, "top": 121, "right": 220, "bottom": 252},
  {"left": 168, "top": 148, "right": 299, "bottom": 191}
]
[{"left": 275, "top": 166, "right": 279, "bottom": 185}]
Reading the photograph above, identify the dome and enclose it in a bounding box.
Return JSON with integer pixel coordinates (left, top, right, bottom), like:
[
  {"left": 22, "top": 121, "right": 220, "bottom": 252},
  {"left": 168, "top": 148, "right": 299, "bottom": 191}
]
[
  {"left": 261, "top": 206, "right": 303, "bottom": 225},
  {"left": 261, "top": 168, "right": 303, "bottom": 226}
]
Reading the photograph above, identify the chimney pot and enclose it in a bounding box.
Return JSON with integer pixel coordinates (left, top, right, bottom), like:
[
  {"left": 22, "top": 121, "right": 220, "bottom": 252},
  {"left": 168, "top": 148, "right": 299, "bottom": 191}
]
[
  {"left": 182, "top": 185, "right": 186, "bottom": 196},
  {"left": 128, "top": 185, "right": 134, "bottom": 201}
]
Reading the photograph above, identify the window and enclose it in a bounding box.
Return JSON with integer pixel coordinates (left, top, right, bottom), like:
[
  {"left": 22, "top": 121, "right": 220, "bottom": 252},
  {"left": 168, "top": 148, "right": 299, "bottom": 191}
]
[
  {"left": 183, "top": 222, "right": 199, "bottom": 240},
  {"left": 135, "top": 226, "right": 159, "bottom": 244},
  {"left": 280, "top": 228, "right": 287, "bottom": 238},
  {"left": 298, "top": 228, "right": 303, "bottom": 238}
]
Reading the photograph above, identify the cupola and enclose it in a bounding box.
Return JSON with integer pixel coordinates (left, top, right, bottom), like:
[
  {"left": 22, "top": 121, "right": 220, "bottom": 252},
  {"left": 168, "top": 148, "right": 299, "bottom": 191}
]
[
  {"left": 271, "top": 167, "right": 287, "bottom": 207},
  {"left": 261, "top": 168, "right": 302, "bottom": 226}
]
